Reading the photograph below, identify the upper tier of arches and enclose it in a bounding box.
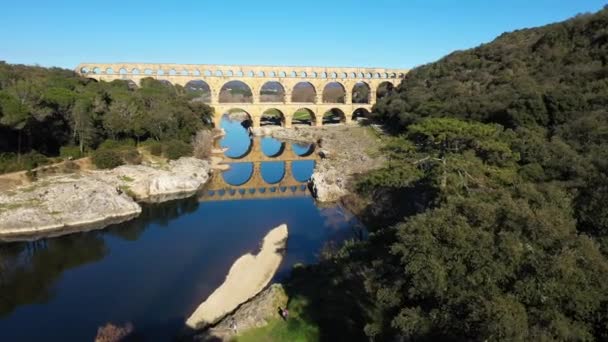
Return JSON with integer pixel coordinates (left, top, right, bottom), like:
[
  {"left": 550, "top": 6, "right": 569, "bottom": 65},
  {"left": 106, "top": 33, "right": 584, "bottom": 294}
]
[{"left": 76, "top": 63, "right": 409, "bottom": 80}]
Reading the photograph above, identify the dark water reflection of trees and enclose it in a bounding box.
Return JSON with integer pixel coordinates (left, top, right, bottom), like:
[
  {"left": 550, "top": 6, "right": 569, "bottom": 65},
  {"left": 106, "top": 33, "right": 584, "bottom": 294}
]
[{"left": 0, "top": 196, "right": 200, "bottom": 317}]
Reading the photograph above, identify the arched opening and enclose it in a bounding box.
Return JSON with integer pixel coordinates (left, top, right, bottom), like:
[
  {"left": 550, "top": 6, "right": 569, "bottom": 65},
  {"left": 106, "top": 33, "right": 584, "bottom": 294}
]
[
  {"left": 119, "top": 68, "right": 128, "bottom": 76},
  {"left": 157, "top": 69, "right": 165, "bottom": 76},
  {"left": 93, "top": 67, "right": 101, "bottom": 74},
  {"left": 158, "top": 80, "right": 173, "bottom": 87},
  {"left": 352, "top": 108, "right": 370, "bottom": 121},
  {"left": 322, "top": 108, "right": 346, "bottom": 125},
  {"left": 292, "top": 108, "right": 316, "bottom": 126},
  {"left": 260, "top": 108, "right": 285, "bottom": 127},
  {"left": 193, "top": 70, "right": 201, "bottom": 76},
  {"left": 260, "top": 81, "right": 285, "bottom": 103},
  {"left": 144, "top": 69, "right": 153, "bottom": 75},
  {"left": 291, "top": 160, "right": 315, "bottom": 182},
  {"left": 279, "top": 71, "right": 286, "bottom": 77},
  {"left": 322, "top": 82, "right": 345, "bottom": 103},
  {"left": 292, "top": 142, "right": 315, "bottom": 157},
  {"left": 291, "top": 82, "right": 316, "bottom": 103},
  {"left": 222, "top": 162, "right": 254, "bottom": 186},
  {"left": 225, "top": 70, "right": 234, "bottom": 77},
  {"left": 80, "top": 67, "right": 90, "bottom": 74},
  {"left": 132, "top": 68, "right": 140, "bottom": 75},
  {"left": 219, "top": 80, "right": 253, "bottom": 103},
  {"left": 169, "top": 69, "right": 177, "bottom": 76},
  {"left": 261, "top": 162, "right": 286, "bottom": 184},
  {"left": 352, "top": 82, "right": 370, "bottom": 104},
  {"left": 184, "top": 80, "right": 212, "bottom": 103},
  {"left": 261, "top": 137, "right": 286, "bottom": 157},
  {"left": 181, "top": 69, "right": 189, "bottom": 76},
  {"left": 105, "top": 67, "right": 114, "bottom": 75},
  {"left": 377, "top": 81, "right": 395, "bottom": 100},
  {"left": 220, "top": 109, "right": 254, "bottom": 156}
]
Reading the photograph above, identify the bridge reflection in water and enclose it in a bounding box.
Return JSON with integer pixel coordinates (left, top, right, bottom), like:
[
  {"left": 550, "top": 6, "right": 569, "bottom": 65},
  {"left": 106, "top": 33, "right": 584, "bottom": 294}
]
[{"left": 199, "top": 136, "right": 317, "bottom": 202}]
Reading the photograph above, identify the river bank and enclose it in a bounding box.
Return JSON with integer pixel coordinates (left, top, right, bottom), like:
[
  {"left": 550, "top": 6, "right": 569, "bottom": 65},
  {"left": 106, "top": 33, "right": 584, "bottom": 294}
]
[
  {"left": 266, "top": 124, "right": 385, "bottom": 202},
  {"left": 0, "top": 157, "right": 211, "bottom": 241}
]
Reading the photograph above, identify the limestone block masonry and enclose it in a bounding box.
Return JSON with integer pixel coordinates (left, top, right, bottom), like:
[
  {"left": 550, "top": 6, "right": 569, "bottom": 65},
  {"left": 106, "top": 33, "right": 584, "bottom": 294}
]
[{"left": 75, "top": 62, "right": 409, "bottom": 128}]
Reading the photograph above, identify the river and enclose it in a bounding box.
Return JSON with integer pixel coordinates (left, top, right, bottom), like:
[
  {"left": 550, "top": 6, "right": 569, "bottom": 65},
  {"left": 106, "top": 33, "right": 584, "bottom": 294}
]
[{"left": 0, "top": 116, "right": 365, "bottom": 341}]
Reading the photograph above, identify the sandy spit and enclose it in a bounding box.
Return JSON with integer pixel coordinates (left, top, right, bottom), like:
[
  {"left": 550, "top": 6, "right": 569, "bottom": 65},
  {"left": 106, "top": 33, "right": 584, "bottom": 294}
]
[{"left": 186, "top": 224, "right": 288, "bottom": 329}]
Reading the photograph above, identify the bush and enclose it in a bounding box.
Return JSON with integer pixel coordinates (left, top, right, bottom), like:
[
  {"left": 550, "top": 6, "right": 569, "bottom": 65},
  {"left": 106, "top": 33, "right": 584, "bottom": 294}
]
[
  {"left": 59, "top": 145, "right": 82, "bottom": 159},
  {"left": 120, "top": 147, "right": 142, "bottom": 165},
  {"left": 0, "top": 151, "right": 50, "bottom": 174},
  {"left": 149, "top": 142, "right": 163, "bottom": 156},
  {"left": 92, "top": 149, "right": 124, "bottom": 169},
  {"left": 164, "top": 140, "right": 193, "bottom": 160},
  {"left": 98, "top": 139, "right": 136, "bottom": 151}
]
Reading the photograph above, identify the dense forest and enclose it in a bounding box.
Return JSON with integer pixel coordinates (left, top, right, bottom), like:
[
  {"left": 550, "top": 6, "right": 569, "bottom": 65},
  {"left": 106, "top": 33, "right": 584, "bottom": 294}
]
[
  {"left": 289, "top": 7, "right": 608, "bottom": 341},
  {"left": 0, "top": 64, "right": 213, "bottom": 172}
]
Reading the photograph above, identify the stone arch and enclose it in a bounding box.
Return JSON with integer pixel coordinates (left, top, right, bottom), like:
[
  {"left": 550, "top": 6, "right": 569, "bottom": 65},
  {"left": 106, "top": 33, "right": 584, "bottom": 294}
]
[
  {"left": 322, "top": 108, "right": 346, "bottom": 125},
  {"left": 352, "top": 108, "right": 371, "bottom": 121},
  {"left": 157, "top": 69, "right": 165, "bottom": 76},
  {"left": 261, "top": 161, "right": 287, "bottom": 184},
  {"left": 320, "top": 72, "right": 327, "bottom": 78},
  {"left": 311, "top": 72, "right": 317, "bottom": 78},
  {"left": 221, "top": 162, "right": 255, "bottom": 185},
  {"left": 225, "top": 70, "right": 234, "bottom": 77},
  {"left": 260, "top": 81, "right": 285, "bottom": 103},
  {"left": 330, "top": 72, "right": 337, "bottom": 78},
  {"left": 93, "top": 67, "right": 101, "bottom": 74},
  {"left": 352, "top": 81, "right": 371, "bottom": 104},
  {"left": 105, "top": 67, "right": 115, "bottom": 75},
  {"left": 169, "top": 69, "right": 177, "bottom": 76},
  {"left": 215, "top": 70, "right": 223, "bottom": 77},
  {"left": 257, "top": 71, "right": 265, "bottom": 77},
  {"left": 193, "top": 70, "right": 201, "bottom": 76},
  {"left": 322, "top": 82, "right": 346, "bottom": 103},
  {"left": 180, "top": 69, "right": 189, "bottom": 76},
  {"left": 262, "top": 139, "right": 286, "bottom": 158},
  {"left": 247, "top": 71, "right": 254, "bottom": 77},
  {"left": 218, "top": 108, "right": 255, "bottom": 132},
  {"left": 119, "top": 68, "right": 128, "bottom": 75},
  {"left": 291, "top": 82, "right": 316, "bottom": 103},
  {"left": 268, "top": 71, "right": 276, "bottom": 77},
  {"left": 290, "top": 71, "right": 297, "bottom": 78},
  {"left": 292, "top": 108, "right": 317, "bottom": 126},
  {"left": 340, "top": 72, "right": 347, "bottom": 78},
  {"left": 219, "top": 80, "right": 253, "bottom": 103},
  {"left": 132, "top": 68, "right": 141, "bottom": 75},
  {"left": 144, "top": 68, "right": 153, "bottom": 76},
  {"left": 236, "top": 71, "right": 244, "bottom": 77},
  {"left": 292, "top": 143, "right": 315, "bottom": 157},
  {"left": 185, "top": 80, "right": 212, "bottom": 103},
  {"left": 300, "top": 71, "right": 307, "bottom": 78},
  {"left": 260, "top": 108, "right": 286, "bottom": 127},
  {"left": 377, "top": 81, "right": 395, "bottom": 100},
  {"left": 80, "top": 66, "right": 90, "bottom": 74},
  {"left": 204, "top": 70, "right": 212, "bottom": 76},
  {"left": 279, "top": 71, "right": 287, "bottom": 77}
]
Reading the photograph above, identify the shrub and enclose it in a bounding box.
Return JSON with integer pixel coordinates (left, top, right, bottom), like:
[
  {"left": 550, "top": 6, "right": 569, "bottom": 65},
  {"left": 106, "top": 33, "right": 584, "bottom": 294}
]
[
  {"left": 120, "top": 147, "right": 142, "bottom": 165},
  {"left": 92, "top": 149, "right": 124, "bottom": 169},
  {"left": 164, "top": 140, "right": 193, "bottom": 160},
  {"left": 98, "top": 139, "right": 136, "bottom": 151},
  {"left": 149, "top": 142, "right": 163, "bottom": 156},
  {"left": 59, "top": 145, "right": 82, "bottom": 159}
]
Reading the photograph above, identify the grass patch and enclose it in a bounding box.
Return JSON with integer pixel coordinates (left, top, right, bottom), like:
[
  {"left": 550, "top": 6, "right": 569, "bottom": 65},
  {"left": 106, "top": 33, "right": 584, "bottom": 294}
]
[
  {"left": 119, "top": 175, "right": 135, "bottom": 182},
  {"left": 293, "top": 109, "right": 313, "bottom": 121},
  {"left": 233, "top": 296, "right": 319, "bottom": 342}
]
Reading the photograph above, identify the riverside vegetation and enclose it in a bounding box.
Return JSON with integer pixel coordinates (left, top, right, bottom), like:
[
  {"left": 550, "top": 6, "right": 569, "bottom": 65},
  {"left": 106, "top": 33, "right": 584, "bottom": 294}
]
[{"left": 243, "top": 7, "right": 608, "bottom": 342}]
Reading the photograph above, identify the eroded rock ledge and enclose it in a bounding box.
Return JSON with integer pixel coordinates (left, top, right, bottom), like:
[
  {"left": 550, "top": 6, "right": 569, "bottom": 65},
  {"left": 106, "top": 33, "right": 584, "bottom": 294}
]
[
  {"left": 269, "top": 125, "right": 385, "bottom": 202},
  {"left": 0, "top": 157, "right": 210, "bottom": 241}
]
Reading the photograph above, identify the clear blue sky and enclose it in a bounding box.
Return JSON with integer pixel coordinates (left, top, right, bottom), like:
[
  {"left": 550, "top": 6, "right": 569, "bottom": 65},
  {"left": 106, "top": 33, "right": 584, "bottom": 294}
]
[{"left": 1, "top": 0, "right": 606, "bottom": 69}]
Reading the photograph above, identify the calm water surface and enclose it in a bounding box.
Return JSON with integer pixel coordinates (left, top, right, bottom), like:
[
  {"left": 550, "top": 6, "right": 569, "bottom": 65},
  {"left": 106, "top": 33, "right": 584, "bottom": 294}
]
[{"left": 0, "top": 116, "right": 364, "bottom": 341}]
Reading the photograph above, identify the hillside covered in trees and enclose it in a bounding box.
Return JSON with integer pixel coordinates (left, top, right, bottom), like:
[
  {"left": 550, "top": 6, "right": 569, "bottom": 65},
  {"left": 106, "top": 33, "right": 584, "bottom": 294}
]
[
  {"left": 288, "top": 7, "right": 608, "bottom": 341},
  {"left": 0, "top": 64, "right": 213, "bottom": 172}
]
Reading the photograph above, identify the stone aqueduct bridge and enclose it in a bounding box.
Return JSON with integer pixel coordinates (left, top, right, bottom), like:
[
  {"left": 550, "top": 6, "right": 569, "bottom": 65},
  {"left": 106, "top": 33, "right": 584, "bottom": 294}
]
[
  {"left": 75, "top": 63, "right": 409, "bottom": 128},
  {"left": 200, "top": 140, "right": 316, "bottom": 202}
]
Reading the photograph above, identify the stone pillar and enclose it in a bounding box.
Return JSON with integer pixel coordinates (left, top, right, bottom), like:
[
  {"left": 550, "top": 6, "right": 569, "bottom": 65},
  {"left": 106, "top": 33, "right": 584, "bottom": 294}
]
[
  {"left": 315, "top": 93, "right": 323, "bottom": 104},
  {"left": 284, "top": 116, "right": 292, "bottom": 129},
  {"left": 284, "top": 161, "right": 293, "bottom": 182},
  {"left": 252, "top": 93, "right": 260, "bottom": 104},
  {"left": 284, "top": 92, "right": 292, "bottom": 104},
  {"left": 251, "top": 115, "right": 261, "bottom": 129},
  {"left": 369, "top": 90, "right": 377, "bottom": 105},
  {"left": 344, "top": 92, "right": 352, "bottom": 104},
  {"left": 210, "top": 91, "right": 219, "bottom": 104}
]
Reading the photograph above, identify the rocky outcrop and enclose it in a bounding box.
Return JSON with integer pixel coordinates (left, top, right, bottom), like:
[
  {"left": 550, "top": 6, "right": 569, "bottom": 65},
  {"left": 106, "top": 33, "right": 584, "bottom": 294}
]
[
  {"left": 186, "top": 224, "right": 288, "bottom": 330},
  {"left": 271, "top": 125, "right": 385, "bottom": 203},
  {"left": 0, "top": 157, "right": 211, "bottom": 241},
  {"left": 93, "top": 158, "right": 210, "bottom": 202},
  {"left": 194, "top": 284, "right": 288, "bottom": 341}
]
